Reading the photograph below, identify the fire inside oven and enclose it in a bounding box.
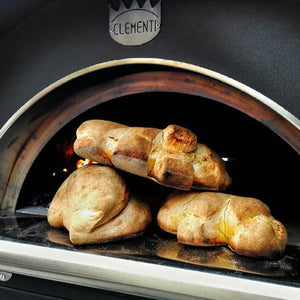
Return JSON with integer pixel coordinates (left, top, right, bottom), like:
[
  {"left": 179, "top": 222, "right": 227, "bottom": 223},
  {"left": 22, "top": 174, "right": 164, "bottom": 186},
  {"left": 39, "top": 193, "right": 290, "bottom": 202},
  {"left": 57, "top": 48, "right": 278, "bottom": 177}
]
[{"left": 1, "top": 65, "right": 300, "bottom": 288}]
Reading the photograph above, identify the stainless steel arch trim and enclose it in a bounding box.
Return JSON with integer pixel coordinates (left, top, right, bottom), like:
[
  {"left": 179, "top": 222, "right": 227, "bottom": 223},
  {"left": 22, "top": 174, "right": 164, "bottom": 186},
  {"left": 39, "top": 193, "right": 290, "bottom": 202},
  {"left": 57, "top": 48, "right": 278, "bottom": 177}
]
[{"left": 1, "top": 57, "right": 299, "bottom": 140}]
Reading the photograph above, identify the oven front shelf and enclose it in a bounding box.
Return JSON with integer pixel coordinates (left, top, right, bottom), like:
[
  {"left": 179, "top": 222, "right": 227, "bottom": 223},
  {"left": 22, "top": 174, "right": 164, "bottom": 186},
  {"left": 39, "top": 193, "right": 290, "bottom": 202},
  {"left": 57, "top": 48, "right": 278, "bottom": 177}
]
[{"left": 0, "top": 214, "right": 299, "bottom": 299}]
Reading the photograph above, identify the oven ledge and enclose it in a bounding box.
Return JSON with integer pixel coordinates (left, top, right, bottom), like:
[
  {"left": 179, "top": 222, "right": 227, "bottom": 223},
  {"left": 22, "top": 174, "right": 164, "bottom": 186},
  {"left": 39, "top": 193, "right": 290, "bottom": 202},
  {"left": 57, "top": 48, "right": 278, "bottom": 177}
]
[{"left": 0, "top": 240, "right": 298, "bottom": 300}]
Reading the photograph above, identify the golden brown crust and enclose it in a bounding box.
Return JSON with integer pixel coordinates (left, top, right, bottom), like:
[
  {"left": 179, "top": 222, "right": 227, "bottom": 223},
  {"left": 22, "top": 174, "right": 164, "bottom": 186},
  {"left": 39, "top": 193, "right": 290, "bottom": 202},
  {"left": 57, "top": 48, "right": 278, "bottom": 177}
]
[
  {"left": 74, "top": 120, "right": 128, "bottom": 165},
  {"left": 157, "top": 192, "right": 287, "bottom": 258},
  {"left": 151, "top": 151, "right": 195, "bottom": 189},
  {"left": 114, "top": 127, "right": 160, "bottom": 161},
  {"left": 192, "top": 144, "right": 231, "bottom": 190},
  {"left": 47, "top": 165, "right": 129, "bottom": 232},
  {"left": 74, "top": 120, "right": 231, "bottom": 191},
  {"left": 48, "top": 164, "right": 152, "bottom": 245},
  {"left": 161, "top": 124, "right": 197, "bottom": 152},
  {"left": 111, "top": 127, "right": 160, "bottom": 177},
  {"left": 70, "top": 195, "right": 152, "bottom": 244},
  {"left": 229, "top": 216, "right": 287, "bottom": 258},
  {"left": 148, "top": 125, "right": 197, "bottom": 189}
]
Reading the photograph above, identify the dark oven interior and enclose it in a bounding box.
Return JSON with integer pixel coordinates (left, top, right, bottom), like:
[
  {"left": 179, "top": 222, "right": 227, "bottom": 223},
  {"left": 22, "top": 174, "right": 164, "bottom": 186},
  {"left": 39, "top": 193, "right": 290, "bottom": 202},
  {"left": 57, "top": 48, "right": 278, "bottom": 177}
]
[
  {"left": 1, "top": 64, "right": 300, "bottom": 288},
  {"left": 17, "top": 88, "right": 300, "bottom": 223}
]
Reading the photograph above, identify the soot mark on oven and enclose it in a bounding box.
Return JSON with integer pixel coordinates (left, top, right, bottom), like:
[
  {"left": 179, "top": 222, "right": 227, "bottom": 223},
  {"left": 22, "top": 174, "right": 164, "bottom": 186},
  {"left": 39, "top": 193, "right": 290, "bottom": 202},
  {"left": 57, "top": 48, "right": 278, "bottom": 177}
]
[{"left": 6, "top": 136, "right": 19, "bottom": 149}]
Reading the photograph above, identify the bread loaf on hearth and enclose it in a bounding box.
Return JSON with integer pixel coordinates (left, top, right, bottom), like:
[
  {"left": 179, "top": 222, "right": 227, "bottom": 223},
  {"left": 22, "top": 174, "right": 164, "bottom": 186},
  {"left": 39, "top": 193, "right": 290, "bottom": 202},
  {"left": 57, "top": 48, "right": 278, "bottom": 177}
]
[
  {"left": 157, "top": 192, "right": 287, "bottom": 258},
  {"left": 47, "top": 164, "right": 152, "bottom": 244},
  {"left": 74, "top": 120, "right": 231, "bottom": 191}
]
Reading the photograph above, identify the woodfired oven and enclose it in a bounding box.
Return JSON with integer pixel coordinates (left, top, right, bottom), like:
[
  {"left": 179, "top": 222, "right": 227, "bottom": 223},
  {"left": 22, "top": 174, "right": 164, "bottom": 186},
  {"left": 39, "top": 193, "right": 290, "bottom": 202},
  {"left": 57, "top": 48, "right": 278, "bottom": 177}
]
[{"left": 0, "top": 1, "right": 300, "bottom": 299}]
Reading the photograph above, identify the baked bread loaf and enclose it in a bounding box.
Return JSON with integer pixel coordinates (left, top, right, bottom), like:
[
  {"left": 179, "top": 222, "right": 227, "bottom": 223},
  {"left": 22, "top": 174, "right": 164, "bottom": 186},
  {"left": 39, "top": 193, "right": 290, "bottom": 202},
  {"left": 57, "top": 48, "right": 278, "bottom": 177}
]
[
  {"left": 157, "top": 192, "right": 287, "bottom": 258},
  {"left": 74, "top": 120, "right": 231, "bottom": 191},
  {"left": 47, "top": 164, "right": 152, "bottom": 244}
]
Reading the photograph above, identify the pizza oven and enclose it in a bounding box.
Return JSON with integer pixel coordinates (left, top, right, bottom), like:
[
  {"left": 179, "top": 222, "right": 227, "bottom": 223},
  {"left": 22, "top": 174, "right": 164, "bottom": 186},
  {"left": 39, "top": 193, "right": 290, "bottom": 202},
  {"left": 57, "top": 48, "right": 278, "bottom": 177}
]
[{"left": 0, "top": 1, "right": 300, "bottom": 299}]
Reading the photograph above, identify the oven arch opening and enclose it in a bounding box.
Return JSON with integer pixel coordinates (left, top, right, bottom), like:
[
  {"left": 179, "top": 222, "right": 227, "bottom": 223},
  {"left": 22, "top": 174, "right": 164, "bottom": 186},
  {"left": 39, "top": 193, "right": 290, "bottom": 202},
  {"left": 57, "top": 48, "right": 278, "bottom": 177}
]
[{"left": 0, "top": 61, "right": 299, "bottom": 221}]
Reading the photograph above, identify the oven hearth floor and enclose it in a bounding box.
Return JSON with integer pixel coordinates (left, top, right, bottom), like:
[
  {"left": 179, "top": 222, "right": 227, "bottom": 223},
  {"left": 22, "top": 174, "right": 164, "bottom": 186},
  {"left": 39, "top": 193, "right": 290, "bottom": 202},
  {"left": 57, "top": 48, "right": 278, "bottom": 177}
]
[{"left": 0, "top": 212, "right": 299, "bottom": 289}]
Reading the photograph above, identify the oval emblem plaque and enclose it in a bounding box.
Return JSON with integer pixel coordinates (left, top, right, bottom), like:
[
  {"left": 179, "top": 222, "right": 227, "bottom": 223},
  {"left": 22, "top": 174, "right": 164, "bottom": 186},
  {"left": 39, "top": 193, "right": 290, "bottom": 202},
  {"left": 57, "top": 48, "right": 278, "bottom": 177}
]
[{"left": 109, "top": 0, "right": 161, "bottom": 46}]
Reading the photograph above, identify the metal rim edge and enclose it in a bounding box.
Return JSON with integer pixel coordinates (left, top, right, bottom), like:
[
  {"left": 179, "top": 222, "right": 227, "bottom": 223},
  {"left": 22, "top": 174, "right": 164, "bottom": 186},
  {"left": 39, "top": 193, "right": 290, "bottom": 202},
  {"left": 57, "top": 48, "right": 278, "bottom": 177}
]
[
  {"left": 0, "top": 239, "right": 298, "bottom": 300},
  {"left": 1, "top": 58, "right": 299, "bottom": 140}
]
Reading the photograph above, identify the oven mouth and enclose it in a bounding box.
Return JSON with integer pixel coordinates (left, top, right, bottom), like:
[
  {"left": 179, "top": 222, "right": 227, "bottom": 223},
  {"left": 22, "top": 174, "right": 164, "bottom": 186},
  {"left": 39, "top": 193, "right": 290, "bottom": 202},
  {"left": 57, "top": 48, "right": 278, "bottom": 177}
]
[
  {"left": 15, "top": 86, "right": 300, "bottom": 223},
  {"left": 0, "top": 60, "right": 300, "bottom": 291},
  {"left": 1, "top": 60, "right": 299, "bottom": 212}
]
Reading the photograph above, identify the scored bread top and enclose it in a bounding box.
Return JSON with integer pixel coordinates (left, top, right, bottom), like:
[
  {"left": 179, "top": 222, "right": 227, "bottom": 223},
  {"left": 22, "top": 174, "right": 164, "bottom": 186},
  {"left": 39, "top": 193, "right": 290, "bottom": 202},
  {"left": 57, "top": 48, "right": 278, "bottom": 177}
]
[
  {"left": 47, "top": 165, "right": 129, "bottom": 233},
  {"left": 157, "top": 192, "right": 287, "bottom": 258}
]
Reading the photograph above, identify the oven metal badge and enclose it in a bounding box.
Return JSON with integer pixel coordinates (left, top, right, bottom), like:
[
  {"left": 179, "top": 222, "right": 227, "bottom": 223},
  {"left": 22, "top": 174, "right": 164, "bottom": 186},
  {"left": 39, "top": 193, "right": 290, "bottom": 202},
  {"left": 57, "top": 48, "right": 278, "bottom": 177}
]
[{"left": 109, "top": 0, "right": 161, "bottom": 46}]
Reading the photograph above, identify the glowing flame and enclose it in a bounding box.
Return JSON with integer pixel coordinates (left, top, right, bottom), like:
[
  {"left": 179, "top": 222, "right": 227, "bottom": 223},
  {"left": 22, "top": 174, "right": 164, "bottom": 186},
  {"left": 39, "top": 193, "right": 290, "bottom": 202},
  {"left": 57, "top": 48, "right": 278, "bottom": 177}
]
[
  {"left": 76, "top": 159, "right": 98, "bottom": 169},
  {"left": 52, "top": 168, "right": 69, "bottom": 177}
]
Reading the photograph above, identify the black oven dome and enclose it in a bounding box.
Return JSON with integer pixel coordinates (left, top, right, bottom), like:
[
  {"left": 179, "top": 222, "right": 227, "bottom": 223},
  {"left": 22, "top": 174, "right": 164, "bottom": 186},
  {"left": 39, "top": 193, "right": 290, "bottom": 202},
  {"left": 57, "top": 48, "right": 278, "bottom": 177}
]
[{"left": 0, "top": 0, "right": 300, "bottom": 129}]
